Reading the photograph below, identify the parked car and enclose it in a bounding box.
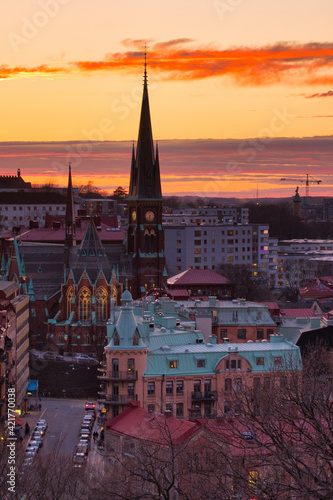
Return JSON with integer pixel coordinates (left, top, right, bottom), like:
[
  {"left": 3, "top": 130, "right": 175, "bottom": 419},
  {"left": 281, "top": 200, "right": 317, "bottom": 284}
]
[
  {"left": 31, "top": 433, "right": 43, "bottom": 448},
  {"left": 37, "top": 419, "right": 48, "bottom": 431},
  {"left": 26, "top": 441, "right": 39, "bottom": 454},
  {"left": 34, "top": 425, "right": 45, "bottom": 436},
  {"left": 75, "top": 354, "right": 98, "bottom": 365},
  {"left": 73, "top": 452, "right": 87, "bottom": 468}
]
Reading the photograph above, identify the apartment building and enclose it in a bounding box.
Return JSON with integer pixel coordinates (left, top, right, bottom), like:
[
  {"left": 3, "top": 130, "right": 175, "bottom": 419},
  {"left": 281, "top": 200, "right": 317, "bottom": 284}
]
[
  {"left": 0, "top": 281, "right": 29, "bottom": 423},
  {"left": 0, "top": 192, "right": 69, "bottom": 232},
  {"left": 163, "top": 206, "right": 249, "bottom": 225},
  {"left": 164, "top": 223, "right": 269, "bottom": 278},
  {"left": 99, "top": 290, "right": 301, "bottom": 421}
]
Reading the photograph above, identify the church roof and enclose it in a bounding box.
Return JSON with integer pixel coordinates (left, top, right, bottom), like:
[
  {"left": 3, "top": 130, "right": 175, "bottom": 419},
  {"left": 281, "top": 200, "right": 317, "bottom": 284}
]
[
  {"left": 128, "top": 66, "right": 162, "bottom": 199},
  {"left": 71, "top": 217, "right": 113, "bottom": 282}
]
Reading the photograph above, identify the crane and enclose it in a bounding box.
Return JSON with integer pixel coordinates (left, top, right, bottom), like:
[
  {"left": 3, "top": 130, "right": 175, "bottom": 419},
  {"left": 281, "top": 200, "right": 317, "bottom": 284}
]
[{"left": 280, "top": 174, "right": 322, "bottom": 197}]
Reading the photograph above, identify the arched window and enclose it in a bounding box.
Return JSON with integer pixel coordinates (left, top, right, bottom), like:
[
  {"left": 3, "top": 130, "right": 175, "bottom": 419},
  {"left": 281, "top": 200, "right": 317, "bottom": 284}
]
[
  {"left": 58, "top": 332, "right": 65, "bottom": 345},
  {"left": 84, "top": 333, "right": 91, "bottom": 345},
  {"left": 67, "top": 287, "right": 74, "bottom": 319},
  {"left": 132, "top": 331, "right": 139, "bottom": 346},
  {"left": 114, "top": 332, "right": 120, "bottom": 346},
  {"left": 79, "top": 287, "right": 91, "bottom": 321},
  {"left": 95, "top": 287, "right": 107, "bottom": 322},
  {"left": 112, "top": 285, "right": 118, "bottom": 303}
]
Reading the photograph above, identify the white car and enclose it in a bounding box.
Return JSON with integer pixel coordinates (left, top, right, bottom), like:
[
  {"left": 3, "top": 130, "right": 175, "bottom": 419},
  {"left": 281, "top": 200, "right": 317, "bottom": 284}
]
[{"left": 75, "top": 354, "right": 98, "bottom": 365}]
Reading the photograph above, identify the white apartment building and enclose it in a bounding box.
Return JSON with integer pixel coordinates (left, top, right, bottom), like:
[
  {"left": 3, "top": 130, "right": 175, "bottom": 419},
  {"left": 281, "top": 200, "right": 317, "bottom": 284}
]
[
  {"left": 164, "top": 223, "right": 269, "bottom": 278},
  {"left": 271, "top": 239, "right": 333, "bottom": 289},
  {"left": 0, "top": 192, "right": 69, "bottom": 232},
  {"left": 163, "top": 207, "right": 249, "bottom": 225}
]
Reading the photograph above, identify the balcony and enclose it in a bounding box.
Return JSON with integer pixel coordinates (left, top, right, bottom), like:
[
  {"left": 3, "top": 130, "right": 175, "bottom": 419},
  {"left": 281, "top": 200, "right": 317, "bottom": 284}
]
[
  {"left": 191, "top": 391, "right": 217, "bottom": 402},
  {"left": 102, "top": 394, "right": 138, "bottom": 406},
  {"left": 97, "top": 370, "right": 138, "bottom": 381},
  {"left": 188, "top": 408, "right": 218, "bottom": 421}
]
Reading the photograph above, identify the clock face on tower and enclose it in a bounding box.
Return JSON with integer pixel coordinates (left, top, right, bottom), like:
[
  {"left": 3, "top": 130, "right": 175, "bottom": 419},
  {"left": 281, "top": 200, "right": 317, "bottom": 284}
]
[
  {"left": 131, "top": 210, "right": 137, "bottom": 222},
  {"left": 145, "top": 210, "right": 155, "bottom": 222}
]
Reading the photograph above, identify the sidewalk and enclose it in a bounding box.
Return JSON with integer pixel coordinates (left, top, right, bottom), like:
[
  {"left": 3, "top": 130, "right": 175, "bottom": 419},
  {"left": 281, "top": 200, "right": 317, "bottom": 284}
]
[
  {"left": 20, "top": 406, "right": 46, "bottom": 442},
  {"left": 87, "top": 415, "right": 105, "bottom": 469}
]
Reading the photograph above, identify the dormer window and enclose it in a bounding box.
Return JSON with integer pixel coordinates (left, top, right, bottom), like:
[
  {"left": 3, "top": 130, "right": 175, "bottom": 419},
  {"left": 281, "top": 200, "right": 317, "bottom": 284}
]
[{"left": 114, "top": 332, "right": 120, "bottom": 346}]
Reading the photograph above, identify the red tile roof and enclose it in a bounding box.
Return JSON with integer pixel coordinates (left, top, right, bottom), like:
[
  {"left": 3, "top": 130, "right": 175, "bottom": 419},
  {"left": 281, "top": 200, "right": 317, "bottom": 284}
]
[
  {"left": 167, "top": 289, "right": 190, "bottom": 298},
  {"left": 167, "top": 268, "right": 231, "bottom": 286},
  {"left": 106, "top": 402, "right": 199, "bottom": 446},
  {"left": 1, "top": 223, "right": 124, "bottom": 244},
  {"left": 299, "top": 280, "right": 333, "bottom": 299},
  {"left": 280, "top": 308, "right": 320, "bottom": 318}
]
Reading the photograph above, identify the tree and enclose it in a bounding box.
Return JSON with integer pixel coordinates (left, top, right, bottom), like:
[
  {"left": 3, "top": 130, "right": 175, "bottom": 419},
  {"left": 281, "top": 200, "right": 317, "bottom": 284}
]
[
  {"left": 205, "top": 345, "right": 333, "bottom": 499},
  {"left": 216, "top": 264, "right": 257, "bottom": 300},
  {"left": 112, "top": 186, "right": 128, "bottom": 200}
]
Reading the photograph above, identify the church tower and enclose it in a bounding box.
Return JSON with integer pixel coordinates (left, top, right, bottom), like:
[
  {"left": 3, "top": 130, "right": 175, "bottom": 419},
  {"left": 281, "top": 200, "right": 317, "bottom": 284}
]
[
  {"left": 64, "top": 163, "right": 76, "bottom": 267},
  {"left": 127, "top": 58, "right": 166, "bottom": 298}
]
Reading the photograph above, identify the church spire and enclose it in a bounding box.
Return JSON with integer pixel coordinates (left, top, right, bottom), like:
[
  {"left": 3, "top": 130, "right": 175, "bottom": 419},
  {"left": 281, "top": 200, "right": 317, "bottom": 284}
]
[
  {"left": 65, "top": 162, "right": 76, "bottom": 248},
  {"left": 128, "top": 50, "right": 162, "bottom": 199}
]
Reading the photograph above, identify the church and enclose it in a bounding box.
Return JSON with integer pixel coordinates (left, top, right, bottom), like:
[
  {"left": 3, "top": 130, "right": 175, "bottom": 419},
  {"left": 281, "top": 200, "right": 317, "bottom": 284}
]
[{"left": 0, "top": 65, "right": 167, "bottom": 357}]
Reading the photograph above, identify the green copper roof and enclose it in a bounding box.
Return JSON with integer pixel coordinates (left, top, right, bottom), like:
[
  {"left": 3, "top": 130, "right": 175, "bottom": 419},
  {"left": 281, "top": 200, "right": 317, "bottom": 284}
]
[{"left": 145, "top": 339, "right": 301, "bottom": 377}]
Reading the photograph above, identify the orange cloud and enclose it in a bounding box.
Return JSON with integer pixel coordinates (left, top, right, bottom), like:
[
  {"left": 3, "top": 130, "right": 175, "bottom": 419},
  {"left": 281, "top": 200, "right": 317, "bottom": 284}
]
[{"left": 1, "top": 41, "right": 333, "bottom": 86}]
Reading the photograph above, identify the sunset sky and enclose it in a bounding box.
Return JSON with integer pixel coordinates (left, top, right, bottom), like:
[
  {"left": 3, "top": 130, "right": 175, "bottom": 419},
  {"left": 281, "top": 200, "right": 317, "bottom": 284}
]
[{"left": 1, "top": 0, "right": 332, "bottom": 198}]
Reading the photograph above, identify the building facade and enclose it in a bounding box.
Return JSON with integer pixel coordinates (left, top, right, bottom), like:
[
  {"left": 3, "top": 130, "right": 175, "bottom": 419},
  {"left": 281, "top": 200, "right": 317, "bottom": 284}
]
[
  {"left": 99, "top": 291, "right": 300, "bottom": 420},
  {"left": 164, "top": 223, "right": 269, "bottom": 278}
]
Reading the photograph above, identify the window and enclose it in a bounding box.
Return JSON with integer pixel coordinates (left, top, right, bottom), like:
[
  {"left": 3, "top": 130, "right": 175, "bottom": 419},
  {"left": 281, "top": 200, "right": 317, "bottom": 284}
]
[
  {"left": 128, "top": 383, "right": 134, "bottom": 398},
  {"left": 194, "top": 240, "right": 201, "bottom": 245},
  {"left": 194, "top": 230, "right": 201, "bottom": 237},
  {"left": 204, "top": 379, "right": 211, "bottom": 393},
  {"left": 235, "top": 378, "right": 242, "bottom": 392},
  {"left": 128, "top": 358, "right": 135, "bottom": 372},
  {"left": 257, "top": 329, "right": 264, "bottom": 340},
  {"left": 79, "top": 287, "right": 91, "bottom": 321},
  {"left": 169, "top": 360, "right": 178, "bottom": 369},
  {"left": 176, "top": 248, "right": 181, "bottom": 253},
  {"left": 67, "top": 287, "right": 74, "bottom": 319},
  {"left": 194, "top": 380, "right": 201, "bottom": 393},
  {"left": 220, "top": 328, "right": 227, "bottom": 340},
  {"left": 237, "top": 329, "right": 246, "bottom": 340},
  {"left": 95, "top": 287, "right": 107, "bottom": 321},
  {"left": 194, "top": 248, "right": 201, "bottom": 254},
  {"left": 176, "top": 380, "right": 184, "bottom": 394},
  {"left": 176, "top": 403, "right": 183, "bottom": 418},
  {"left": 274, "top": 357, "right": 282, "bottom": 366},
  {"left": 166, "top": 381, "right": 173, "bottom": 395},
  {"left": 114, "top": 332, "right": 120, "bottom": 345},
  {"left": 165, "top": 403, "right": 173, "bottom": 415},
  {"left": 148, "top": 404, "right": 155, "bottom": 412},
  {"left": 148, "top": 382, "right": 155, "bottom": 396},
  {"left": 197, "top": 359, "right": 205, "bottom": 368},
  {"left": 249, "top": 470, "right": 259, "bottom": 486},
  {"left": 256, "top": 357, "right": 264, "bottom": 366},
  {"left": 225, "top": 378, "right": 232, "bottom": 393},
  {"left": 264, "top": 377, "right": 271, "bottom": 390}
]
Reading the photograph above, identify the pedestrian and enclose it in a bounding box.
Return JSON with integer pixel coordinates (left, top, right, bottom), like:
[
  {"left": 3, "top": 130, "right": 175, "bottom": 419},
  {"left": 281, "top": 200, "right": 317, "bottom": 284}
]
[
  {"left": 38, "top": 403, "right": 42, "bottom": 411},
  {"left": 24, "top": 423, "right": 30, "bottom": 437}
]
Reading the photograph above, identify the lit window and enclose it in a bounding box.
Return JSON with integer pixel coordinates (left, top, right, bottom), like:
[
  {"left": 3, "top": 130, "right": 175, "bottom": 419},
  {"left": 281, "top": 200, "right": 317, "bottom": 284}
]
[
  {"left": 79, "top": 287, "right": 91, "bottom": 321},
  {"left": 169, "top": 360, "right": 178, "bottom": 369}
]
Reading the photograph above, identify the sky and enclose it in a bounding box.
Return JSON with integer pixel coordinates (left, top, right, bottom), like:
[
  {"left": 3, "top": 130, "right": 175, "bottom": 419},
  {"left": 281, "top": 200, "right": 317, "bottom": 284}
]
[{"left": 0, "top": 0, "right": 332, "bottom": 198}]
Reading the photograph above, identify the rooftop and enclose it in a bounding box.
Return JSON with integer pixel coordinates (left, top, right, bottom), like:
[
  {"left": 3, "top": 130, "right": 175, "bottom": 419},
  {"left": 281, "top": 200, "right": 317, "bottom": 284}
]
[{"left": 167, "top": 268, "right": 231, "bottom": 286}]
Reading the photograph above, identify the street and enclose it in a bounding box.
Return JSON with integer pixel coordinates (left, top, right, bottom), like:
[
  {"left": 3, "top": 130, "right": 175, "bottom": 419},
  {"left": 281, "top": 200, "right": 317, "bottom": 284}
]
[{"left": 38, "top": 398, "right": 92, "bottom": 456}]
